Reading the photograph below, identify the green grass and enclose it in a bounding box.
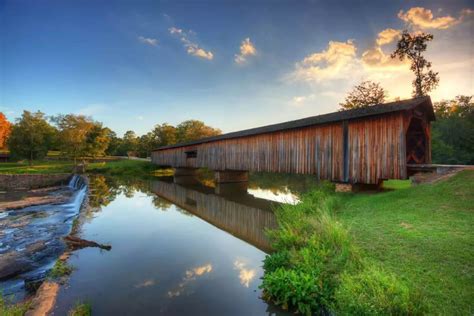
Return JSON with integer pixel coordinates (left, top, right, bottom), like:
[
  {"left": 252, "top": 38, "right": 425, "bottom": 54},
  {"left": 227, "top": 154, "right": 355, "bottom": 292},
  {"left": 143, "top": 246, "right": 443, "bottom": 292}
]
[
  {"left": 49, "top": 260, "right": 74, "bottom": 278},
  {"left": 336, "top": 170, "right": 474, "bottom": 315},
  {"left": 86, "top": 159, "right": 160, "bottom": 177},
  {"left": 0, "top": 159, "right": 164, "bottom": 177},
  {"left": 0, "top": 160, "right": 74, "bottom": 174},
  {"left": 0, "top": 294, "right": 30, "bottom": 316},
  {"left": 262, "top": 171, "right": 473, "bottom": 315},
  {"left": 68, "top": 301, "right": 91, "bottom": 316}
]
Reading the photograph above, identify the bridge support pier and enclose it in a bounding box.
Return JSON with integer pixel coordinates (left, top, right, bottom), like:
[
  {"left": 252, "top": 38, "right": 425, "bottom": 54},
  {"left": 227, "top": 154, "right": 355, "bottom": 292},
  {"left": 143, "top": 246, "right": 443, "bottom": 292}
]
[
  {"left": 173, "top": 168, "right": 199, "bottom": 185},
  {"left": 214, "top": 170, "right": 249, "bottom": 184},
  {"left": 214, "top": 182, "right": 248, "bottom": 195}
]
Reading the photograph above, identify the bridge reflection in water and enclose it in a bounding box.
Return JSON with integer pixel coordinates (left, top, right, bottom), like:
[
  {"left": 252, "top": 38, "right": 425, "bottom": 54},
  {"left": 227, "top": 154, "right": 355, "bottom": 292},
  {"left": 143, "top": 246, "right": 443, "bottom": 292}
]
[{"left": 151, "top": 178, "right": 279, "bottom": 252}]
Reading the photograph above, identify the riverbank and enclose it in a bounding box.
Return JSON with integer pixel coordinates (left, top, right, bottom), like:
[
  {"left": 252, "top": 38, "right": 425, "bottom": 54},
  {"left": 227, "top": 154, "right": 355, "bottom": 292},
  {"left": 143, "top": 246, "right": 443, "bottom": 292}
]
[
  {"left": 0, "top": 160, "right": 165, "bottom": 178},
  {"left": 261, "top": 170, "right": 473, "bottom": 315}
]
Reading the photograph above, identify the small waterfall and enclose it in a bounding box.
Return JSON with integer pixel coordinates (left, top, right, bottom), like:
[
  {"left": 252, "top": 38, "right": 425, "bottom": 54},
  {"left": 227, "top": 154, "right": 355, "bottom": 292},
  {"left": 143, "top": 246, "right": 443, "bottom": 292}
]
[{"left": 66, "top": 175, "right": 87, "bottom": 210}]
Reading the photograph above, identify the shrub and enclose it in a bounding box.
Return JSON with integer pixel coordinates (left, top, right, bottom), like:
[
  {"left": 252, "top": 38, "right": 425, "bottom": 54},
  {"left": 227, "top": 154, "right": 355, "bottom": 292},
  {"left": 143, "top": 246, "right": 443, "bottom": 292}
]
[
  {"left": 49, "top": 260, "right": 74, "bottom": 278},
  {"left": 334, "top": 264, "right": 423, "bottom": 315},
  {"left": 0, "top": 294, "right": 30, "bottom": 316},
  {"left": 261, "top": 268, "right": 322, "bottom": 316}
]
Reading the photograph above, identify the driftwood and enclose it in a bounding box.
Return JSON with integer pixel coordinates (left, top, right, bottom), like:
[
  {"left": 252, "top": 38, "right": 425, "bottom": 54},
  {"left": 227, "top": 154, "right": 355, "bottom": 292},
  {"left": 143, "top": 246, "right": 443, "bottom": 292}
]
[{"left": 63, "top": 236, "right": 111, "bottom": 251}]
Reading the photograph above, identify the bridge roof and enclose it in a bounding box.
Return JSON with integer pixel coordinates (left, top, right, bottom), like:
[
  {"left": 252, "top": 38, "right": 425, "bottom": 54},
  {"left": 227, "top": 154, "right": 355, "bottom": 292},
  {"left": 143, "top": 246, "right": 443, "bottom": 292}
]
[{"left": 154, "top": 96, "right": 434, "bottom": 151}]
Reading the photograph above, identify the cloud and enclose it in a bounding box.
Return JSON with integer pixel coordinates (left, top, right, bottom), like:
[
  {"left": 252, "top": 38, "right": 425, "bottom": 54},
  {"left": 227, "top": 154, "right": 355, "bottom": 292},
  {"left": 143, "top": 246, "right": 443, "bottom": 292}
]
[
  {"left": 376, "top": 28, "right": 401, "bottom": 46},
  {"left": 168, "top": 264, "right": 213, "bottom": 298},
  {"left": 138, "top": 36, "right": 158, "bottom": 47},
  {"left": 289, "top": 40, "right": 358, "bottom": 82},
  {"left": 398, "top": 7, "right": 473, "bottom": 29},
  {"left": 234, "top": 38, "right": 257, "bottom": 64},
  {"left": 361, "top": 46, "right": 408, "bottom": 72},
  {"left": 135, "top": 279, "right": 156, "bottom": 288},
  {"left": 233, "top": 260, "right": 256, "bottom": 288},
  {"left": 290, "top": 94, "right": 316, "bottom": 107},
  {"left": 75, "top": 104, "right": 108, "bottom": 116},
  {"left": 169, "top": 27, "right": 213, "bottom": 60}
]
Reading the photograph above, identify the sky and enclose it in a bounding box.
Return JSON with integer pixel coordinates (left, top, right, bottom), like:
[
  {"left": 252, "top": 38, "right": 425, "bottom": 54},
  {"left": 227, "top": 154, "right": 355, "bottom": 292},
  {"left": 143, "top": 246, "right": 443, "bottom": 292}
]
[{"left": 1, "top": 0, "right": 473, "bottom": 136}]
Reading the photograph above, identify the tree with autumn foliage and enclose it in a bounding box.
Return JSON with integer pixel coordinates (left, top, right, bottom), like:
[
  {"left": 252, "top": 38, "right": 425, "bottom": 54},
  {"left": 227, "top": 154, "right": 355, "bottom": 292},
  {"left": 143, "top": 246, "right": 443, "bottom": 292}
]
[{"left": 0, "top": 113, "right": 11, "bottom": 149}]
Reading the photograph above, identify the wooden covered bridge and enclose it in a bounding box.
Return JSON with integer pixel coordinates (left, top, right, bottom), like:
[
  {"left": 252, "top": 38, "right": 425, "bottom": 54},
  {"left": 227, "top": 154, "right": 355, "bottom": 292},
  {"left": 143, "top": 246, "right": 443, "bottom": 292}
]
[{"left": 152, "top": 96, "right": 435, "bottom": 187}]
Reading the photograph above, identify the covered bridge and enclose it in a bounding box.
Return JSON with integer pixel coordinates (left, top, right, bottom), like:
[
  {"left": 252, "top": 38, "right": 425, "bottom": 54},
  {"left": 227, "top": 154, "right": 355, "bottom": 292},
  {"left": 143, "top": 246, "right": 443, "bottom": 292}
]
[{"left": 152, "top": 96, "right": 435, "bottom": 185}]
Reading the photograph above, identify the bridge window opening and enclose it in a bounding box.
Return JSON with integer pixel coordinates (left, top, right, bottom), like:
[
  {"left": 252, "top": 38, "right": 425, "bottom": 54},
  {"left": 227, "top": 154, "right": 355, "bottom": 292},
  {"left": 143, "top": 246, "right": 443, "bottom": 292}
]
[
  {"left": 406, "top": 118, "right": 427, "bottom": 164},
  {"left": 185, "top": 150, "right": 197, "bottom": 159}
]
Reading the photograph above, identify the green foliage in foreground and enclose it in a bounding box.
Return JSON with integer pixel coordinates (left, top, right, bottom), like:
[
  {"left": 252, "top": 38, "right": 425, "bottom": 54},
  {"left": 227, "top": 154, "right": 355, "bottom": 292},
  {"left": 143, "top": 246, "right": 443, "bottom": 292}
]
[
  {"left": 261, "top": 183, "right": 423, "bottom": 315},
  {"left": 0, "top": 294, "right": 30, "bottom": 316},
  {"left": 68, "top": 301, "right": 91, "bottom": 316},
  {"left": 49, "top": 260, "right": 74, "bottom": 278}
]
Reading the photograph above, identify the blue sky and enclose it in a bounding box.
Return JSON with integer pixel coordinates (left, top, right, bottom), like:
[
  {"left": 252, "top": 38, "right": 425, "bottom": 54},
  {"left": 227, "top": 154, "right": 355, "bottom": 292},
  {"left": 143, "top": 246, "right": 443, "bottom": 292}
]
[{"left": 1, "top": 0, "right": 473, "bottom": 136}]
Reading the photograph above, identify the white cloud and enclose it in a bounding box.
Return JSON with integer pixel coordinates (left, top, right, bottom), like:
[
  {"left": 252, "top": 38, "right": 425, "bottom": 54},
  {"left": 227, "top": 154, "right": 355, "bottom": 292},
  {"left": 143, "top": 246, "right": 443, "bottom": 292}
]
[
  {"left": 290, "top": 94, "right": 316, "bottom": 107},
  {"left": 234, "top": 38, "right": 257, "bottom": 64},
  {"left": 169, "top": 27, "right": 213, "bottom": 60},
  {"left": 289, "top": 40, "right": 358, "bottom": 82},
  {"left": 233, "top": 260, "right": 256, "bottom": 288},
  {"left": 138, "top": 36, "right": 158, "bottom": 47},
  {"left": 376, "top": 28, "right": 401, "bottom": 46},
  {"left": 398, "top": 7, "right": 473, "bottom": 29}
]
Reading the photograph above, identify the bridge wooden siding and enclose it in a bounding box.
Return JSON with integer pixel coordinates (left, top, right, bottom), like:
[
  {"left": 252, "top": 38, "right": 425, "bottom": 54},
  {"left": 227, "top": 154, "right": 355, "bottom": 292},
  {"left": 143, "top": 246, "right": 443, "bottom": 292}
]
[{"left": 152, "top": 97, "right": 435, "bottom": 185}]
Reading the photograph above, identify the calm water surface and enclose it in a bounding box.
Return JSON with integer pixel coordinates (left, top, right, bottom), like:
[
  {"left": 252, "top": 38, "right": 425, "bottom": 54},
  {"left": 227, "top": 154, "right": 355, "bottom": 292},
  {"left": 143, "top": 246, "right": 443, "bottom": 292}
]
[{"left": 53, "top": 176, "right": 303, "bottom": 315}]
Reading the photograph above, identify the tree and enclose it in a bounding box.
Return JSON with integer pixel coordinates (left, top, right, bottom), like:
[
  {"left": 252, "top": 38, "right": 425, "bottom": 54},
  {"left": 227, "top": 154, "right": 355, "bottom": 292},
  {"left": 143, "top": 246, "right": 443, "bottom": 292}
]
[
  {"left": 8, "top": 111, "right": 56, "bottom": 163},
  {"left": 53, "top": 114, "right": 110, "bottom": 163},
  {"left": 391, "top": 30, "right": 439, "bottom": 97},
  {"left": 0, "top": 113, "right": 11, "bottom": 149},
  {"left": 432, "top": 95, "right": 474, "bottom": 164},
  {"left": 119, "top": 130, "right": 139, "bottom": 157},
  {"left": 152, "top": 123, "right": 177, "bottom": 147},
  {"left": 176, "top": 120, "right": 221, "bottom": 143},
  {"left": 339, "top": 81, "right": 387, "bottom": 110}
]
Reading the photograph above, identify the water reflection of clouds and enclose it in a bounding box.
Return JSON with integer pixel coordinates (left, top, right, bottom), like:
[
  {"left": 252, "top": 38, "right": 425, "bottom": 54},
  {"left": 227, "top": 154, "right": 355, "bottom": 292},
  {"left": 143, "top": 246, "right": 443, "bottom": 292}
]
[
  {"left": 233, "top": 259, "right": 257, "bottom": 288},
  {"left": 247, "top": 188, "right": 300, "bottom": 205},
  {"left": 167, "top": 264, "right": 213, "bottom": 298}
]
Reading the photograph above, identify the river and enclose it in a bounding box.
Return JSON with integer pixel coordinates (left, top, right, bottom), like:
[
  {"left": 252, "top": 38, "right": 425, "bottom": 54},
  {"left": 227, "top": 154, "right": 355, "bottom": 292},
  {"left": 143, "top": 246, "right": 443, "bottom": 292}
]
[{"left": 51, "top": 175, "right": 309, "bottom": 315}]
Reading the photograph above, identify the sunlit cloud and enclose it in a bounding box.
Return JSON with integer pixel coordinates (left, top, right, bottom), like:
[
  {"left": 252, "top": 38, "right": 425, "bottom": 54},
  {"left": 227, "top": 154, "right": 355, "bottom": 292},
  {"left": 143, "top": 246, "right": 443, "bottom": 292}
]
[
  {"left": 234, "top": 38, "right": 257, "bottom": 64},
  {"left": 168, "top": 263, "right": 213, "bottom": 297},
  {"left": 361, "top": 46, "right": 408, "bottom": 72},
  {"left": 376, "top": 28, "right": 401, "bottom": 46},
  {"left": 233, "top": 260, "right": 256, "bottom": 288},
  {"left": 169, "top": 27, "right": 213, "bottom": 60},
  {"left": 398, "top": 7, "right": 473, "bottom": 29},
  {"left": 138, "top": 36, "right": 158, "bottom": 47}
]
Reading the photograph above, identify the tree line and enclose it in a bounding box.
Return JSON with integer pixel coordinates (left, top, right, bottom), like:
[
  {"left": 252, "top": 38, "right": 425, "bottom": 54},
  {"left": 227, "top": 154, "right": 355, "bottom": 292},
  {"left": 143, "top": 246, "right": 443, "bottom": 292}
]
[{"left": 0, "top": 112, "right": 221, "bottom": 163}]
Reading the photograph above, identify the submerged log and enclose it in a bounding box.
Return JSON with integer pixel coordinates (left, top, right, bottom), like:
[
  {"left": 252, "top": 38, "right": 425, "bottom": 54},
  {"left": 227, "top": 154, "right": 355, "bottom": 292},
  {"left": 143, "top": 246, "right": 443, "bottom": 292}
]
[{"left": 63, "top": 236, "right": 111, "bottom": 251}]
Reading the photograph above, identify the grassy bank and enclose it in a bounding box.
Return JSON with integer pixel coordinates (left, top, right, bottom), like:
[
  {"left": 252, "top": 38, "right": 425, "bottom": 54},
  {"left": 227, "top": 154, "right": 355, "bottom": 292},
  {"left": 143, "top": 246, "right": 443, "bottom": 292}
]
[
  {"left": 261, "top": 171, "right": 473, "bottom": 315},
  {"left": 0, "top": 159, "right": 167, "bottom": 178}
]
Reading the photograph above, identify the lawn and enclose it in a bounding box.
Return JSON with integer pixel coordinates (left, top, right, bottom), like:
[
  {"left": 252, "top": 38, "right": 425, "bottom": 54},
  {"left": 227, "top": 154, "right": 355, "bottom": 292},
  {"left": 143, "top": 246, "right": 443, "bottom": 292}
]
[
  {"left": 0, "top": 159, "right": 164, "bottom": 177},
  {"left": 336, "top": 170, "right": 474, "bottom": 314}
]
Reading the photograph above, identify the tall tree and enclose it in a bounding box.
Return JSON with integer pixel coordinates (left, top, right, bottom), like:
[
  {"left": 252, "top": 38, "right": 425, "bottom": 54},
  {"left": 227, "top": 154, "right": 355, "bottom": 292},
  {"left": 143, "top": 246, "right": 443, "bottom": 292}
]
[
  {"left": 8, "top": 111, "right": 56, "bottom": 163},
  {"left": 53, "top": 114, "right": 110, "bottom": 163},
  {"left": 120, "top": 130, "right": 139, "bottom": 157},
  {"left": 176, "top": 120, "right": 221, "bottom": 143},
  {"left": 152, "top": 123, "right": 177, "bottom": 147},
  {"left": 0, "top": 113, "right": 12, "bottom": 149},
  {"left": 391, "top": 30, "right": 439, "bottom": 97},
  {"left": 339, "top": 81, "right": 387, "bottom": 110}
]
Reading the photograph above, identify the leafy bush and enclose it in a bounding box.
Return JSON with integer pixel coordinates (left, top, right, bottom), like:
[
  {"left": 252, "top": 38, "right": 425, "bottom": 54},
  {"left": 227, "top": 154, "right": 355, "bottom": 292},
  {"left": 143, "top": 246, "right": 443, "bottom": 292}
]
[
  {"left": 261, "top": 268, "right": 322, "bottom": 316},
  {"left": 334, "top": 264, "right": 423, "bottom": 315}
]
